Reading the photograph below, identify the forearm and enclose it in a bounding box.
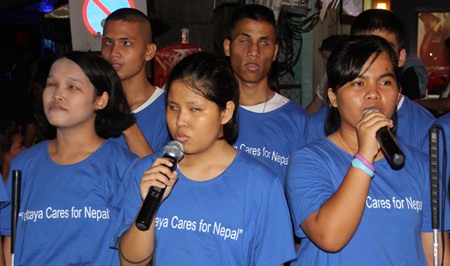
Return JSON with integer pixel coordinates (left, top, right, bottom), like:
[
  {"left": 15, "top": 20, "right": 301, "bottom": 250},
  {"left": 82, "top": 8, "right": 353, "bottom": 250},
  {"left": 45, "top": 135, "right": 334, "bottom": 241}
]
[
  {"left": 119, "top": 220, "right": 156, "bottom": 266},
  {"left": 3, "top": 236, "right": 10, "bottom": 266},
  {"left": 302, "top": 167, "right": 371, "bottom": 252},
  {"left": 123, "top": 123, "right": 154, "bottom": 158}
]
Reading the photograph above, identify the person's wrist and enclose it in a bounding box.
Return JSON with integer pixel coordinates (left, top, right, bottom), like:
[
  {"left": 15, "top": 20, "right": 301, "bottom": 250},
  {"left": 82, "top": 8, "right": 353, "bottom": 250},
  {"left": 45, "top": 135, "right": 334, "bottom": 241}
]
[
  {"left": 351, "top": 157, "right": 375, "bottom": 178},
  {"left": 354, "top": 153, "right": 375, "bottom": 172}
]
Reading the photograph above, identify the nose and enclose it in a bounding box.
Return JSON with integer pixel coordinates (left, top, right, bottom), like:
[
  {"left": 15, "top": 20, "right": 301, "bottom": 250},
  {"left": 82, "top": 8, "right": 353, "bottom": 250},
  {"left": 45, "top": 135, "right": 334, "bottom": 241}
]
[
  {"left": 175, "top": 109, "right": 188, "bottom": 128},
  {"left": 365, "top": 84, "right": 381, "bottom": 100},
  {"left": 49, "top": 86, "right": 63, "bottom": 102},
  {"left": 110, "top": 43, "right": 121, "bottom": 58},
  {"left": 247, "top": 42, "right": 260, "bottom": 57}
]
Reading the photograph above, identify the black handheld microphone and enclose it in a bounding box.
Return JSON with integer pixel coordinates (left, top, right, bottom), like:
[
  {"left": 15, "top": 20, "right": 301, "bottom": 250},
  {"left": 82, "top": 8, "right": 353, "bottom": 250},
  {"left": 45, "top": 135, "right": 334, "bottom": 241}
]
[
  {"left": 363, "top": 108, "right": 405, "bottom": 170},
  {"left": 135, "top": 141, "right": 184, "bottom": 231},
  {"left": 376, "top": 127, "right": 405, "bottom": 170}
]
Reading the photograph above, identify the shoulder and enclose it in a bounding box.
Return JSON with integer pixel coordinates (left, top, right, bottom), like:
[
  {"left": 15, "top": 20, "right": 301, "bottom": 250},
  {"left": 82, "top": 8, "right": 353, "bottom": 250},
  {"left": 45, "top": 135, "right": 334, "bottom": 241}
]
[
  {"left": 276, "top": 94, "right": 307, "bottom": 113},
  {"left": 233, "top": 151, "right": 279, "bottom": 183},
  {"left": 434, "top": 113, "right": 450, "bottom": 129},
  {"left": 399, "top": 144, "right": 429, "bottom": 178},
  {"left": 100, "top": 139, "right": 139, "bottom": 162},
  {"left": 310, "top": 106, "right": 329, "bottom": 121},
  {"left": 13, "top": 141, "right": 48, "bottom": 163},
  {"left": 399, "top": 97, "right": 435, "bottom": 120},
  {"left": 266, "top": 95, "right": 308, "bottom": 122},
  {"left": 133, "top": 152, "right": 160, "bottom": 174},
  {"left": 288, "top": 138, "right": 336, "bottom": 162}
]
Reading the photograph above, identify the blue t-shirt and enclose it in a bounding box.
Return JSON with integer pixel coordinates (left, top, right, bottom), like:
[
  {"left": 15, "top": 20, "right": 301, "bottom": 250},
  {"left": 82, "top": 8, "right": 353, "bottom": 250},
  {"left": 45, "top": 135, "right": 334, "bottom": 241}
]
[
  {"left": 0, "top": 139, "right": 139, "bottom": 265},
  {"left": 118, "top": 151, "right": 296, "bottom": 266},
  {"left": 233, "top": 101, "right": 308, "bottom": 184},
  {"left": 397, "top": 96, "right": 435, "bottom": 152},
  {"left": 113, "top": 89, "right": 169, "bottom": 153},
  {"left": 304, "top": 105, "right": 329, "bottom": 144},
  {"left": 286, "top": 138, "right": 447, "bottom": 265}
]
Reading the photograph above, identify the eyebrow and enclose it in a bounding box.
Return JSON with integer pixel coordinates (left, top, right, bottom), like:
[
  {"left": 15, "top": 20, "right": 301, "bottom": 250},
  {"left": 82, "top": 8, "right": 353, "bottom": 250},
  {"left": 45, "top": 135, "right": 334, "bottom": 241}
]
[
  {"left": 102, "top": 36, "right": 134, "bottom": 41},
  {"left": 379, "top": 72, "right": 396, "bottom": 79},
  {"left": 67, "top": 77, "right": 86, "bottom": 86},
  {"left": 237, "top": 32, "right": 271, "bottom": 40},
  {"left": 357, "top": 72, "right": 396, "bottom": 79}
]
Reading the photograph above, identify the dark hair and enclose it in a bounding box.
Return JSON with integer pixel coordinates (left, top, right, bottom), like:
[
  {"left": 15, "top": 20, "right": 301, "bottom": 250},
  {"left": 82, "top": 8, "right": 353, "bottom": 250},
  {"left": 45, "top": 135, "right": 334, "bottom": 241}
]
[
  {"left": 166, "top": 52, "right": 239, "bottom": 144},
  {"left": 104, "top": 8, "right": 152, "bottom": 42},
  {"left": 61, "top": 51, "right": 134, "bottom": 138},
  {"left": 325, "top": 35, "right": 400, "bottom": 135},
  {"left": 0, "top": 121, "right": 21, "bottom": 169},
  {"left": 319, "top": 34, "right": 350, "bottom": 52},
  {"left": 227, "top": 4, "right": 278, "bottom": 43},
  {"left": 351, "top": 9, "right": 406, "bottom": 51}
]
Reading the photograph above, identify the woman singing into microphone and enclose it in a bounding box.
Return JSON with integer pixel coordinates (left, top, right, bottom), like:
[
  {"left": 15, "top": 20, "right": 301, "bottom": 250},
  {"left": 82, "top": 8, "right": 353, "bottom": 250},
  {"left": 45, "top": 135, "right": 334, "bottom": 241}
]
[
  {"left": 116, "top": 52, "right": 296, "bottom": 266},
  {"left": 285, "top": 35, "right": 450, "bottom": 265}
]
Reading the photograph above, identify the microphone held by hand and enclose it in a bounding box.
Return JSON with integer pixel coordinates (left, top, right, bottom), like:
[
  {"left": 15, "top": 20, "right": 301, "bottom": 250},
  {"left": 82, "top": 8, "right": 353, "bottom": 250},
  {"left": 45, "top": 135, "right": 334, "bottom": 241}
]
[
  {"left": 363, "top": 108, "right": 405, "bottom": 170},
  {"left": 135, "top": 141, "right": 184, "bottom": 231},
  {"left": 376, "top": 127, "right": 405, "bottom": 170}
]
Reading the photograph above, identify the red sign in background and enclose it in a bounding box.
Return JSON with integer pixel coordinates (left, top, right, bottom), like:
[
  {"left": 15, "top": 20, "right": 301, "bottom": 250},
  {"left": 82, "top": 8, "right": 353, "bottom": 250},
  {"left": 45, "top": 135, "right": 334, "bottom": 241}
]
[
  {"left": 82, "top": 0, "right": 135, "bottom": 36},
  {"left": 154, "top": 44, "right": 202, "bottom": 87}
]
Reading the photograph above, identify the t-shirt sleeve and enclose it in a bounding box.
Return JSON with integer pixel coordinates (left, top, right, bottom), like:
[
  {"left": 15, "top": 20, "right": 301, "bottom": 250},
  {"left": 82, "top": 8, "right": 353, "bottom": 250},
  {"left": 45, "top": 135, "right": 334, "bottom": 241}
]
[
  {"left": 0, "top": 170, "right": 14, "bottom": 236},
  {"left": 286, "top": 147, "right": 335, "bottom": 237},
  {"left": 255, "top": 177, "right": 296, "bottom": 265},
  {"left": 111, "top": 156, "right": 155, "bottom": 248}
]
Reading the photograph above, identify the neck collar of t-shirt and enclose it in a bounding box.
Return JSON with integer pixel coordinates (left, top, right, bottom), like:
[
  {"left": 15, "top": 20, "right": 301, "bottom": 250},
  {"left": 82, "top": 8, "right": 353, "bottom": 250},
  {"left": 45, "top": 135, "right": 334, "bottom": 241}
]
[
  {"left": 240, "top": 92, "right": 289, "bottom": 113},
  {"left": 132, "top": 86, "right": 164, "bottom": 113},
  {"left": 396, "top": 94, "right": 405, "bottom": 111}
]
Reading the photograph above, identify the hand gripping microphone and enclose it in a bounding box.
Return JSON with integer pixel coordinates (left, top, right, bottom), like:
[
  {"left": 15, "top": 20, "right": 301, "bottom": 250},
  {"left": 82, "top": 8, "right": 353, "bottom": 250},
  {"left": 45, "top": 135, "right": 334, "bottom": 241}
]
[
  {"left": 363, "top": 108, "right": 405, "bottom": 170},
  {"left": 135, "top": 141, "right": 184, "bottom": 231}
]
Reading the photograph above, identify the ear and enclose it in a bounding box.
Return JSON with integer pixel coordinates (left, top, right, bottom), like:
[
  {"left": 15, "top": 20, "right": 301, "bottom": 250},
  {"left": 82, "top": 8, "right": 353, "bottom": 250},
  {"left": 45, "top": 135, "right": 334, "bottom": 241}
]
[
  {"left": 327, "top": 88, "right": 338, "bottom": 108},
  {"left": 397, "top": 48, "right": 406, "bottom": 67},
  {"left": 396, "top": 91, "right": 402, "bottom": 105},
  {"left": 273, "top": 43, "right": 279, "bottom": 61},
  {"left": 95, "top": 91, "right": 109, "bottom": 110},
  {"left": 145, "top": 43, "right": 157, "bottom": 62},
  {"left": 220, "top": 100, "right": 235, "bottom": 125},
  {"left": 223, "top": 39, "right": 231, "bottom": 57}
]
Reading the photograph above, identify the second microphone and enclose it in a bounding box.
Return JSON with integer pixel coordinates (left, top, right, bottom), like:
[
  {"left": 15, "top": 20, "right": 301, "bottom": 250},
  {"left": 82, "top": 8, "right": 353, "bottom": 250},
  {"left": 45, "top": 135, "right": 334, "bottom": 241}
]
[{"left": 135, "top": 141, "right": 184, "bottom": 231}]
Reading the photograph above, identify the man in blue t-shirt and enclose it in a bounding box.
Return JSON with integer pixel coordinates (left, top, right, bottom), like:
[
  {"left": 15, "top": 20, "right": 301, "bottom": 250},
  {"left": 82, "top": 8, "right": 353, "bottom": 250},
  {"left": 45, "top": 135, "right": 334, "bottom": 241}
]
[
  {"left": 223, "top": 4, "right": 308, "bottom": 184},
  {"left": 101, "top": 8, "right": 169, "bottom": 157}
]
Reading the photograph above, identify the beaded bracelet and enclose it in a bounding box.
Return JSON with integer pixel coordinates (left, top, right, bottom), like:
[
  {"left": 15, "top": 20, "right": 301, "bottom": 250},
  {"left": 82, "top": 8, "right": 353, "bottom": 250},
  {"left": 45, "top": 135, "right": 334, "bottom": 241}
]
[
  {"left": 354, "top": 153, "right": 375, "bottom": 172},
  {"left": 352, "top": 158, "right": 375, "bottom": 178}
]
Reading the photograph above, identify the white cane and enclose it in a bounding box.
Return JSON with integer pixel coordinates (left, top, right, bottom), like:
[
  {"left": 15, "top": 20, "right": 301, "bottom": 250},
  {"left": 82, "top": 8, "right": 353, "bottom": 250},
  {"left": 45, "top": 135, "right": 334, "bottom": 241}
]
[{"left": 429, "top": 126, "right": 440, "bottom": 266}]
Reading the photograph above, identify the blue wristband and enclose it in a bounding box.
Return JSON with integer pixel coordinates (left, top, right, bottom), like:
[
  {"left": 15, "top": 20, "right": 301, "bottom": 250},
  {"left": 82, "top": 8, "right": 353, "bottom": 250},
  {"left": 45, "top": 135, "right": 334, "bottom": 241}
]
[{"left": 352, "top": 158, "right": 375, "bottom": 178}]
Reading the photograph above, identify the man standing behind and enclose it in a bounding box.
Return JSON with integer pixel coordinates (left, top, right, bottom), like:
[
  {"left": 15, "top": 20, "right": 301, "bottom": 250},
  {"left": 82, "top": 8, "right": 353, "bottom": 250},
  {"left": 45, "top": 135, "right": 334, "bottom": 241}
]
[
  {"left": 223, "top": 4, "right": 309, "bottom": 184},
  {"left": 101, "top": 8, "right": 169, "bottom": 157}
]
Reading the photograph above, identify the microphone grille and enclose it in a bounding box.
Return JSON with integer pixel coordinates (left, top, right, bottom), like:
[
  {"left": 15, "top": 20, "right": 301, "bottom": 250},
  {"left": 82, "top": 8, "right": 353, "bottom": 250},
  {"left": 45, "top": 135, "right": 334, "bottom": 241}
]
[
  {"left": 362, "top": 107, "right": 379, "bottom": 116},
  {"left": 164, "top": 141, "right": 184, "bottom": 161}
]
